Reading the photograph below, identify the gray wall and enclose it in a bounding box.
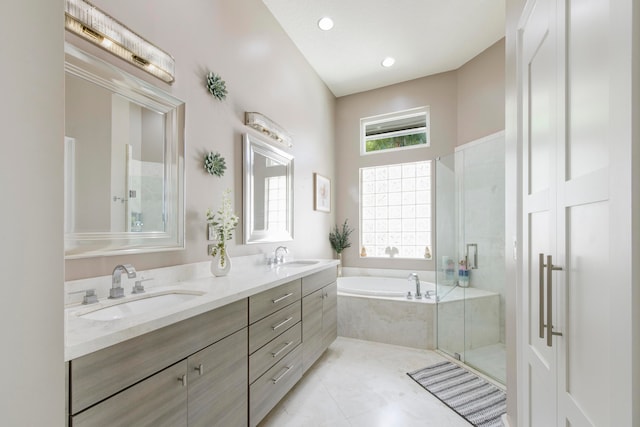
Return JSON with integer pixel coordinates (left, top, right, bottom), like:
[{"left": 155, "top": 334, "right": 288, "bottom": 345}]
[
  {"left": 65, "top": 0, "right": 337, "bottom": 280},
  {"left": 335, "top": 40, "right": 505, "bottom": 272},
  {"left": 0, "top": 0, "right": 65, "bottom": 425},
  {"left": 457, "top": 39, "right": 505, "bottom": 145}
]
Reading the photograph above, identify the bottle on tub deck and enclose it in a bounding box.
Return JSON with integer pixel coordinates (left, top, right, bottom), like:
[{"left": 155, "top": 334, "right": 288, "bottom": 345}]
[
  {"left": 458, "top": 259, "right": 470, "bottom": 287},
  {"left": 443, "top": 256, "right": 456, "bottom": 284}
]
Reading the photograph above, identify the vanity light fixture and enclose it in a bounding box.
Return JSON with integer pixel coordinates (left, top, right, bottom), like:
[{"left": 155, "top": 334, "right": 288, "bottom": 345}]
[
  {"left": 64, "top": 0, "right": 175, "bottom": 83},
  {"left": 318, "top": 17, "right": 334, "bottom": 31},
  {"left": 245, "top": 112, "right": 293, "bottom": 148},
  {"left": 381, "top": 57, "right": 396, "bottom": 68}
]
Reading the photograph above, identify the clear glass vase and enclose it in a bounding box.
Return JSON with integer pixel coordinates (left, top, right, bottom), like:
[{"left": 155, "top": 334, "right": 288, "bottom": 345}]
[{"left": 210, "top": 246, "right": 231, "bottom": 277}]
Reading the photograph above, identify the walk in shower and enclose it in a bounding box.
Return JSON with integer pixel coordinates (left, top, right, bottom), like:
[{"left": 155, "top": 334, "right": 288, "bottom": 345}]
[{"left": 435, "top": 132, "right": 505, "bottom": 384}]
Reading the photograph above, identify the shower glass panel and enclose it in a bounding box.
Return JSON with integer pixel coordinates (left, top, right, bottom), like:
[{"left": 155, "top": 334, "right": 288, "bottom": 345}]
[{"left": 435, "top": 133, "right": 505, "bottom": 384}]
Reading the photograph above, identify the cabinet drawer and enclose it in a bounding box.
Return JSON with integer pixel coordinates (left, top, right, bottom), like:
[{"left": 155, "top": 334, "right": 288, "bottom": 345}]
[
  {"left": 249, "top": 322, "right": 301, "bottom": 384},
  {"left": 250, "top": 344, "right": 302, "bottom": 426},
  {"left": 249, "top": 301, "right": 301, "bottom": 354},
  {"left": 301, "top": 267, "right": 337, "bottom": 296},
  {"left": 249, "top": 279, "right": 301, "bottom": 323},
  {"left": 71, "top": 360, "right": 188, "bottom": 427},
  {"left": 70, "top": 299, "right": 248, "bottom": 414}
]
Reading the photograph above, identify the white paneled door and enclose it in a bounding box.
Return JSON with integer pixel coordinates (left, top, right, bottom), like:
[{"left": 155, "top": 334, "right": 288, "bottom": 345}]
[{"left": 519, "top": 0, "right": 612, "bottom": 426}]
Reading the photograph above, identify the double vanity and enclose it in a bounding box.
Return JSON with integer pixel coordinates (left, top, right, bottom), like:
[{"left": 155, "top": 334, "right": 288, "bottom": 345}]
[
  {"left": 63, "top": 27, "right": 322, "bottom": 427},
  {"left": 65, "top": 258, "right": 338, "bottom": 427}
]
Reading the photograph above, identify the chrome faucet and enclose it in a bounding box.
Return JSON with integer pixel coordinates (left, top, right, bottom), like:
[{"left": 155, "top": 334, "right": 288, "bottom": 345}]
[
  {"left": 408, "top": 273, "right": 422, "bottom": 299},
  {"left": 110, "top": 264, "right": 137, "bottom": 299},
  {"left": 274, "top": 246, "right": 289, "bottom": 264}
]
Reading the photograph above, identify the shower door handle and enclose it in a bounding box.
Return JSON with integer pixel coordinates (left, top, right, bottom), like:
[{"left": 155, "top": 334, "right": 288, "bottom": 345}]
[
  {"left": 540, "top": 254, "right": 563, "bottom": 347},
  {"left": 465, "top": 244, "right": 478, "bottom": 269}
]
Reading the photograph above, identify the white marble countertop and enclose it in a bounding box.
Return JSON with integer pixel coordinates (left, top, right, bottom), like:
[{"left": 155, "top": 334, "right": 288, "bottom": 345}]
[{"left": 65, "top": 258, "right": 338, "bottom": 361}]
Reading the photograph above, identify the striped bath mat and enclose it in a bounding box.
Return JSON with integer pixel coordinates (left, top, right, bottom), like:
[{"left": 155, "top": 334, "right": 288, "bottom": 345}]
[{"left": 408, "top": 361, "right": 506, "bottom": 427}]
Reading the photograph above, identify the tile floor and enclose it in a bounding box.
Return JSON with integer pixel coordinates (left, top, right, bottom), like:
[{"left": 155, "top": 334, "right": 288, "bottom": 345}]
[{"left": 259, "top": 337, "right": 489, "bottom": 426}]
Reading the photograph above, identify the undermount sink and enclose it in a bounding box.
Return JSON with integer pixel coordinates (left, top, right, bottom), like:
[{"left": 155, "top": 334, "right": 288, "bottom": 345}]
[
  {"left": 280, "top": 260, "right": 319, "bottom": 268},
  {"left": 77, "top": 291, "right": 204, "bottom": 321}
]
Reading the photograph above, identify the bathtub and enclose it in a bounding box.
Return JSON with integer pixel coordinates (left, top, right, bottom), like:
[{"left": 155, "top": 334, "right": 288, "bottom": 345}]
[
  {"left": 337, "top": 275, "right": 501, "bottom": 352},
  {"left": 338, "top": 276, "right": 436, "bottom": 299}
]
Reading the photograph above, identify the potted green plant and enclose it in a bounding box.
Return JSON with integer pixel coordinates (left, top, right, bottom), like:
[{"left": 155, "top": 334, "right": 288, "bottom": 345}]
[{"left": 329, "top": 219, "right": 353, "bottom": 276}]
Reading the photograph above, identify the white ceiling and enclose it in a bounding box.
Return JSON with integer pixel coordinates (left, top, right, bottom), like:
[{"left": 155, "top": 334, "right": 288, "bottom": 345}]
[{"left": 263, "top": 0, "right": 506, "bottom": 97}]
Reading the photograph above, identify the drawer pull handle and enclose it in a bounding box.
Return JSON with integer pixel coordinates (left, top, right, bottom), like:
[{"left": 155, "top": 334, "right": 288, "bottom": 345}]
[
  {"left": 272, "top": 365, "right": 294, "bottom": 384},
  {"left": 178, "top": 374, "right": 187, "bottom": 387},
  {"left": 272, "top": 341, "right": 294, "bottom": 358},
  {"left": 272, "top": 316, "right": 293, "bottom": 331},
  {"left": 195, "top": 364, "right": 204, "bottom": 376},
  {"left": 272, "top": 292, "right": 294, "bottom": 304}
]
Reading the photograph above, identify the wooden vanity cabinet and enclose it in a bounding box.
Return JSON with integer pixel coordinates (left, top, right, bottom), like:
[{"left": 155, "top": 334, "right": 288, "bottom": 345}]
[
  {"left": 69, "top": 265, "right": 338, "bottom": 427},
  {"left": 301, "top": 268, "right": 338, "bottom": 372},
  {"left": 69, "top": 300, "right": 248, "bottom": 427},
  {"left": 71, "top": 329, "right": 248, "bottom": 427},
  {"left": 248, "top": 279, "right": 303, "bottom": 427}
]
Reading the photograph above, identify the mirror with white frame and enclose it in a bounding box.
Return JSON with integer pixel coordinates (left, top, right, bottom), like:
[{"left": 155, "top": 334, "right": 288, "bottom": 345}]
[
  {"left": 243, "top": 133, "right": 294, "bottom": 244},
  {"left": 64, "top": 43, "right": 185, "bottom": 258}
]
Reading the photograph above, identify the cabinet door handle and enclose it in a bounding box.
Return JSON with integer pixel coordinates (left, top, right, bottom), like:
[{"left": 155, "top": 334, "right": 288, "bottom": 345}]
[
  {"left": 539, "top": 253, "right": 545, "bottom": 339},
  {"left": 272, "top": 365, "right": 294, "bottom": 384},
  {"left": 272, "top": 292, "right": 294, "bottom": 304},
  {"left": 178, "top": 374, "right": 187, "bottom": 387},
  {"left": 194, "top": 364, "right": 204, "bottom": 376},
  {"left": 272, "top": 316, "right": 293, "bottom": 331},
  {"left": 272, "top": 341, "right": 293, "bottom": 358},
  {"left": 545, "top": 255, "right": 563, "bottom": 347}
]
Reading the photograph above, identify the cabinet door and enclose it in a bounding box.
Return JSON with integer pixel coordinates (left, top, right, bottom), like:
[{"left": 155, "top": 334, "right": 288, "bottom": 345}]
[
  {"left": 520, "top": 1, "right": 559, "bottom": 424},
  {"left": 187, "top": 328, "right": 248, "bottom": 427},
  {"left": 519, "top": 0, "right": 616, "bottom": 425},
  {"left": 322, "top": 282, "right": 337, "bottom": 350},
  {"left": 302, "top": 288, "right": 323, "bottom": 372},
  {"left": 71, "top": 361, "right": 188, "bottom": 427}
]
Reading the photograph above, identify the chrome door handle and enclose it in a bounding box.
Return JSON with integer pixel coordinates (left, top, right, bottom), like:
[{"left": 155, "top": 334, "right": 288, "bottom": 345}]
[
  {"left": 272, "top": 293, "right": 294, "bottom": 304},
  {"left": 194, "top": 363, "right": 204, "bottom": 376},
  {"left": 272, "top": 365, "right": 293, "bottom": 384},
  {"left": 178, "top": 374, "right": 187, "bottom": 387},
  {"left": 272, "top": 316, "right": 293, "bottom": 331},
  {"left": 271, "top": 341, "right": 293, "bottom": 358},
  {"left": 466, "top": 243, "right": 478, "bottom": 269},
  {"left": 544, "top": 254, "right": 563, "bottom": 347}
]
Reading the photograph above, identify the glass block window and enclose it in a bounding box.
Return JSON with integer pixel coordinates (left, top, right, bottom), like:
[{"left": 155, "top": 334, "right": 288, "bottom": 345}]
[{"left": 360, "top": 161, "right": 432, "bottom": 259}]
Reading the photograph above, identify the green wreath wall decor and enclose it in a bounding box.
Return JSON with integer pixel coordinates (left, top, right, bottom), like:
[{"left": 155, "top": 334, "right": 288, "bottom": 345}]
[
  {"left": 205, "top": 72, "right": 227, "bottom": 100},
  {"left": 204, "top": 152, "right": 227, "bottom": 177}
]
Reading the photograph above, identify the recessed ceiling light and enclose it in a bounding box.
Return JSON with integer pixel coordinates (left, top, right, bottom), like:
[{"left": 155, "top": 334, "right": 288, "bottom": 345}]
[
  {"left": 381, "top": 57, "right": 396, "bottom": 67},
  {"left": 318, "top": 17, "right": 334, "bottom": 31}
]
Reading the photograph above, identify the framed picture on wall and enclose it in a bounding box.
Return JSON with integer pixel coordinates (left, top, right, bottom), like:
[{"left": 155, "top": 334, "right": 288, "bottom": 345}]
[{"left": 314, "top": 173, "right": 331, "bottom": 213}]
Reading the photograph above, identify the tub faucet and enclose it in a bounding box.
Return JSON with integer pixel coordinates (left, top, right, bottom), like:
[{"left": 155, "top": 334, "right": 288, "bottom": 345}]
[
  {"left": 408, "top": 273, "right": 422, "bottom": 299},
  {"left": 110, "top": 264, "right": 136, "bottom": 299}
]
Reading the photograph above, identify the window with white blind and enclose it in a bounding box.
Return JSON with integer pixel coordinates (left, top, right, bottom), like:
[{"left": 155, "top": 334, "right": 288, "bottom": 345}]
[
  {"left": 361, "top": 107, "right": 429, "bottom": 155},
  {"left": 360, "top": 160, "right": 432, "bottom": 259}
]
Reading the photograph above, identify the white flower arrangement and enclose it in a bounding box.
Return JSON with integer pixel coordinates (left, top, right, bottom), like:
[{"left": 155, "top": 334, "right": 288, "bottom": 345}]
[{"left": 206, "top": 189, "right": 239, "bottom": 266}]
